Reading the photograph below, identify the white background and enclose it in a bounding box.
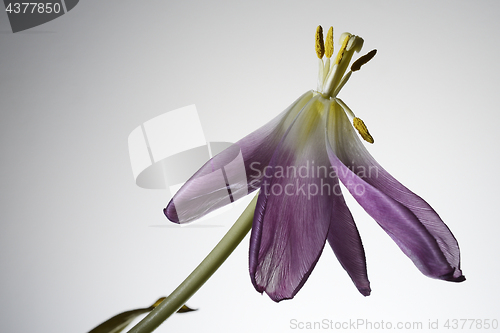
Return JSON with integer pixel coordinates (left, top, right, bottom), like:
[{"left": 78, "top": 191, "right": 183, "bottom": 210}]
[{"left": 0, "top": 1, "right": 498, "bottom": 332}]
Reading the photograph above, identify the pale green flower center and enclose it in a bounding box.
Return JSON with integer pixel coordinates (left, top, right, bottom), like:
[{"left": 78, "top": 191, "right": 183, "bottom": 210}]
[
  {"left": 315, "top": 26, "right": 364, "bottom": 98},
  {"left": 314, "top": 26, "right": 375, "bottom": 143}
]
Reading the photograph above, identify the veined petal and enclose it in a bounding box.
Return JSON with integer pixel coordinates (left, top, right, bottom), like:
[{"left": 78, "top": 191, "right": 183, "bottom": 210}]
[
  {"left": 326, "top": 176, "right": 371, "bottom": 296},
  {"left": 249, "top": 95, "right": 335, "bottom": 302},
  {"left": 165, "top": 91, "right": 314, "bottom": 223},
  {"left": 326, "top": 100, "right": 464, "bottom": 282}
]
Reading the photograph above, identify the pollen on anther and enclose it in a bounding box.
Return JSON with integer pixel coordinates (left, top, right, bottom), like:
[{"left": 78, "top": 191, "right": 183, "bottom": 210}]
[
  {"left": 335, "top": 33, "right": 351, "bottom": 65},
  {"left": 325, "top": 27, "right": 334, "bottom": 58},
  {"left": 353, "top": 117, "right": 374, "bottom": 143},
  {"left": 315, "top": 26, "right": 325, "bottom": 59}
]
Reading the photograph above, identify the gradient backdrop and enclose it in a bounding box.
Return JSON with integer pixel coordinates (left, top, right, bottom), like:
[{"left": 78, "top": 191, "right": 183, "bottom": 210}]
[{"left": 1, "top": 1, "right": 499, "bottom": 332}]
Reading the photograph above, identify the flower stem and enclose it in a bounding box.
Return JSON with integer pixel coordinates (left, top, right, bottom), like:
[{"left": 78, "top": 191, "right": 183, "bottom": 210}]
[{"left": 127, "top": 194, "right": 258, "bottom": 333}]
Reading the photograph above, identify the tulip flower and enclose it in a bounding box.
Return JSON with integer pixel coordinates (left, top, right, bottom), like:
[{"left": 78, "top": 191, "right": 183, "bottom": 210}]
[{"left": 164, "top": 26, "right": 464, "bottom": 302}]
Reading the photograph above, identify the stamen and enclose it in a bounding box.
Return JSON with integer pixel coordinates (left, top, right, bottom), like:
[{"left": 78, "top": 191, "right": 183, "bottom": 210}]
[
  {"left": 335, "top": 98, "right": 355, "bottom": 118},
  {"left": 331, "top": 71, "right": 351, "bottom": 97},
  {"left": 325, "top": 27, "right": 334, "bottom": 58},
  {"left": 317, "top": 58, "right": 325, "bottom": 91},
  {"left": 351, "top": 49, "right": 377, "bottom": 72},
  {"left": 323, "top": 58, "right": 330, "bottom": 83},
  {"left": 353, "top": 117, "right": 374, "bottom": 143},
  {"left": 346, "top": 35, "right": 362, "bottom": 52},
  {"left": 315, "top": 26, "right": 325, "bottom": 59},
  {"left": 335, "top": 33, "right": 351, "bottom": 64},
  {"left": 339, "top": 32, "right": 351, "bottom": 45}
]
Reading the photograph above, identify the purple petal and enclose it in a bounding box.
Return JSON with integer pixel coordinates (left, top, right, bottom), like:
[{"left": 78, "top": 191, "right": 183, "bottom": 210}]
[
  {"left": 326, "top": 176, "right": 371, "bottom": 296},
  {"left": 165, "top": 91, "right": 314, "bottom": 223},
  {"left": 249, "top": 95, "right": 335, "bottom": 302},
  {"left": 326, "top": 100, "right": 464, "bottom": 282}
]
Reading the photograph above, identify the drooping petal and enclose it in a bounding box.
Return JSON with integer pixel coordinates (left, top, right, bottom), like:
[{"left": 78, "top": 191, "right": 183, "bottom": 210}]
[
  {"left": 165, "top": 91, "right": 314, "bottom": 223},
  {"left": 249, "top": 94, "right": 335, "bottom": 302},
  {"left": 325, "top": 174, "right": 371, "bottom": 296},
  {"left": 326, "top": 100, "right": 464, "bottom": 282}
]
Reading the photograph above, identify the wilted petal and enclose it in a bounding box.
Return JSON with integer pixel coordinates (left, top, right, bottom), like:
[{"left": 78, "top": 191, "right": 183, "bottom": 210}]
[
  {"left": 326, "top": 175, "right": 371, "bottom": 296},
  {"left": 165, "top": 91, "right": 314, "bottom": 223},
  {"left": 327, "top": 100, "right": 464, "bottom": 282},
  {"left": 249, "top": 95, "right": 335, "bottom": 301}
]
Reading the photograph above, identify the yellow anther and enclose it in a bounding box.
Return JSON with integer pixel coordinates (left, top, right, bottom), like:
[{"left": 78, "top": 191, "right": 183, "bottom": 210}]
[
  {"left": 315, "top": 26, "right": 325, "bottom": 59},
  {"left": 325, "top": 27, "right": 334, "bottom": 58},
  {"left": 353, "top": 117, "right": 374, "bottom": 143},
  {"left": 335, "top": 33, "right": 351, "bottom": 65}
]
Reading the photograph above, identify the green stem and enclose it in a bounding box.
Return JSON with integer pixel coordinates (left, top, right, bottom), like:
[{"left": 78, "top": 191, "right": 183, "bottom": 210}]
[{"left": 127, "top": 195, "right": 258, "bottom": 333}]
